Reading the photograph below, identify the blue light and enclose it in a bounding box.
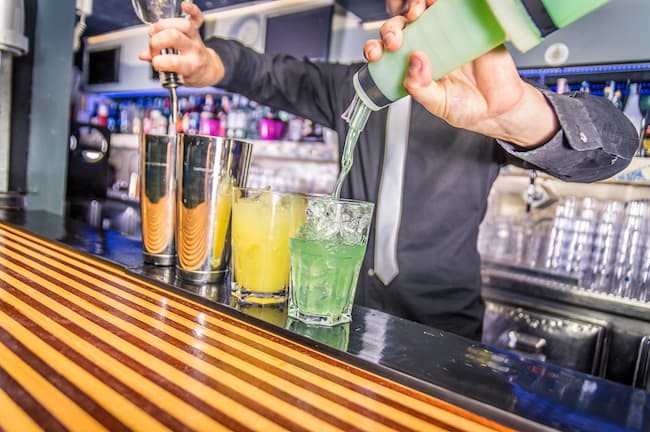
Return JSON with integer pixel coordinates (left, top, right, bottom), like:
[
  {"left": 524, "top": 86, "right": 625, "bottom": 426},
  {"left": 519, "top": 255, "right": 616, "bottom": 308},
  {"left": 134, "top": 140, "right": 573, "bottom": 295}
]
[
  {"left": 98, "top": 87, "right": 229, "bottom": 99},
  {"left": 518, "top": 62, "right": 650, "bottom": 78}
]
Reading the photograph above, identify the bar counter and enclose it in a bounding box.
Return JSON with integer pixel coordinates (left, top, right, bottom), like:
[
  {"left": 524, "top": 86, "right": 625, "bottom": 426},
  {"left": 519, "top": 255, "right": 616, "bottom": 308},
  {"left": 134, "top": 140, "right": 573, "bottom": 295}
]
[{"left": 0, "top": 210, "right": 648, "bottom": 432}]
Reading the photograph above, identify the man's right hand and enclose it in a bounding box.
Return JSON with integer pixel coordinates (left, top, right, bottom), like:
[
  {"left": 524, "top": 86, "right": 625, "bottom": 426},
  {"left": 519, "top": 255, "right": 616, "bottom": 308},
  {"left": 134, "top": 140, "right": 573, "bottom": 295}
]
[{"left": 138, "top": 1, "right": 224, "bottom": 88}]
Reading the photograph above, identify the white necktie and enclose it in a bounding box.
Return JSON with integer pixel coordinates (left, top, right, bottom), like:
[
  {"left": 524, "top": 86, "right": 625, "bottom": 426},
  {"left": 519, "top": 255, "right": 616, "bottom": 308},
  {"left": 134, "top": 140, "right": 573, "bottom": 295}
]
[{"left": 373, "top": 96, "right": 411, "bottom": 286}]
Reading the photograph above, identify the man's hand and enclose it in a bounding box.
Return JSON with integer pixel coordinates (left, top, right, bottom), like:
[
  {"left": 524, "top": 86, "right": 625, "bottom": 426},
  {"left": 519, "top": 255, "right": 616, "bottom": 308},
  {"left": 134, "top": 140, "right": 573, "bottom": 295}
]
[
  {"left": 138, "top": 1, "right": 224, "bottom": 88},
  {"left": 364, "top": 0, "right": 559, "bottom": 148}
]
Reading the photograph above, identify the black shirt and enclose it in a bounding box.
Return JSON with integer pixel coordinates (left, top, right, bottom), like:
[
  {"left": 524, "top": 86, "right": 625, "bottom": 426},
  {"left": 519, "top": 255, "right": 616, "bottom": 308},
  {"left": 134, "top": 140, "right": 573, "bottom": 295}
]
[{"left": 208, "top": 38, "right": 638, "bottom": 340}]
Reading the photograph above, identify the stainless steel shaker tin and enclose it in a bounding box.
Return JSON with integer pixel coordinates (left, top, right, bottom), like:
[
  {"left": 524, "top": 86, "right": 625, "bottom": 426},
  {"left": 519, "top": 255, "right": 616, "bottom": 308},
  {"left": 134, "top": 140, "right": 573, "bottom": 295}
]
[
  {"left": 176, "top": 134, "right": 252, "bottom": 284},
  {"left": 140, "top": 134, "right": 177, "bottom": 266}
]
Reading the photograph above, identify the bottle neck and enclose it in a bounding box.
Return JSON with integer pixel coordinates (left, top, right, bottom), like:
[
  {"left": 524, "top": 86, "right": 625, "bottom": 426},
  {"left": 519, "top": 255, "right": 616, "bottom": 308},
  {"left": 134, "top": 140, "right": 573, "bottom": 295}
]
[{"left": 353, "top": 65, "right": 393, "bottom": 111}]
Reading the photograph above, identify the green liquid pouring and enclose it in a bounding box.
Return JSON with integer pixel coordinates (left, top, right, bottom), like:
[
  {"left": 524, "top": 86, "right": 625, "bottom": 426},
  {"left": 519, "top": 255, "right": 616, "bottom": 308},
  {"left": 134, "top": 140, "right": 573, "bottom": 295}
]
[{"left": 332, "top": 95, "right": 371, "bottom": 200}]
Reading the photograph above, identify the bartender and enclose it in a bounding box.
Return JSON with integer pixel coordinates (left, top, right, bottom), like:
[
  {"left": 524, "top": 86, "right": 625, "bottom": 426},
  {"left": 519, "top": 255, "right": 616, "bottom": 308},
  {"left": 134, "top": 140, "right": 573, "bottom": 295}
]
[{"left": 141, "top": 0, "right": 638, "bottom": 340}]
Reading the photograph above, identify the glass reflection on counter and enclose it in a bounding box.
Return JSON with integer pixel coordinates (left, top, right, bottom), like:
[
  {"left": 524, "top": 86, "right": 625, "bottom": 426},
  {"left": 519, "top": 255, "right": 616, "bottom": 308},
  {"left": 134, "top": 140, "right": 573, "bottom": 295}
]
[
  {"left": 286, "top": 318, "right": 350, "bottom": 351},
  {"left": 232, "top": 301, "right": 288, "bottom": 328}
]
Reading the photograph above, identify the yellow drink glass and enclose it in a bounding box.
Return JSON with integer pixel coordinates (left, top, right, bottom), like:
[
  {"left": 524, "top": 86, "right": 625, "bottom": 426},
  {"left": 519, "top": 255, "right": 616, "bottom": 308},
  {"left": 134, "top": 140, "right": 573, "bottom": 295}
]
[{"left": 231, "top": 187, "right": 306, "bottom": 304}]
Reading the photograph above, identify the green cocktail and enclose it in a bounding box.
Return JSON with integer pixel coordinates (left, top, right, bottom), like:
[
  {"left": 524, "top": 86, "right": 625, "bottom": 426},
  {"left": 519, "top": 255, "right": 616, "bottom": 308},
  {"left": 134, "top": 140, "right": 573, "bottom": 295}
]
[
  {"left": 288, "top": 197, "right": 374, "bottom": 326},
  {"left": 289, "top": 238, "right": 366, "bottom": 324}
]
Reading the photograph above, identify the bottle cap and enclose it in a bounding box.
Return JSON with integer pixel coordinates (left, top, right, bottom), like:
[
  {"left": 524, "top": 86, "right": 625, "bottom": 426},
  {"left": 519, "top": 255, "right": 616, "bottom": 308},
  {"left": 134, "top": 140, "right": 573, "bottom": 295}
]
[{"left": 353, "top": 65, "right": 392, "bottom": 111}]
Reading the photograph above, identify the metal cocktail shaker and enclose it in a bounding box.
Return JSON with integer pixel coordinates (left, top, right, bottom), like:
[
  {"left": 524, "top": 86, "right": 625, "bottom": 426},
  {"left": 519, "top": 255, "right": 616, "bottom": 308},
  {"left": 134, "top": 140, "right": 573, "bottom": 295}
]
[
  {"left": 176, "top": 135, "right": 252, "bottom": 284},
  {"left": 140, "top": 134, "right": 177, "bottom": 266}
]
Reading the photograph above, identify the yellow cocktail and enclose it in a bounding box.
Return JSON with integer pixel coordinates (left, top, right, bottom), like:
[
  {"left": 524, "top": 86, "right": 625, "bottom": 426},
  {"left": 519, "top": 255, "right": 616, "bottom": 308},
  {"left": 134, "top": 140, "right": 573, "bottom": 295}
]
[{"left": 231, "top": 188, "right": 305, "bottom": 303}]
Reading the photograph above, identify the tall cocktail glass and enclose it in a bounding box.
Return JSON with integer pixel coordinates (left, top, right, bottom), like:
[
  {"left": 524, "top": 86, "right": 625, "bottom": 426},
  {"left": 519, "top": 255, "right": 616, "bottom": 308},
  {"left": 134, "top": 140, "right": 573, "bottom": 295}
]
[{"left": 231, "top": 187, "right": 306, "bottom": 304}]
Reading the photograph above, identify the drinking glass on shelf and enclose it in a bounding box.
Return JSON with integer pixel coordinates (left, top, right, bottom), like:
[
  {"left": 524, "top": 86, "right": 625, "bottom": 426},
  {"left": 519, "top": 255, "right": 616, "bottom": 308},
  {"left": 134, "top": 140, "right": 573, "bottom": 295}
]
[
  {"left": 634, "top": 235, "right": 650, "bottom": 302},
  {"left": 610, "top": 201, "right": 649, "bottom": 298},
  {"left": 544, "top": 197, "right": 578, "bottom": 273},
  {"left": 569, "top": 199, "right": 601, "bottom": 279},
  {"left": 581, "top": 200, "right": 624, "bottom": 292},
  {"left": 478, "top": 215, "right": 526, "bottom": 264},
  {"left": 524, "top": 217, "right": 553, "bottom": 269}
]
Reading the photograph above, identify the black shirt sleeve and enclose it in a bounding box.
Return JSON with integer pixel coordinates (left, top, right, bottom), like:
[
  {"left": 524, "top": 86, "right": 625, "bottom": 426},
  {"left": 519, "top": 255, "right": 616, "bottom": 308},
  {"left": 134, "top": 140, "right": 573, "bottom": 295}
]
[
  {"left": 208, "top": 37, "right": 638, "bottom": 184},
  {"left": 206, "top": 37, "right": 359, "bottom": 130},
  {"left": 497, "top": 88, "right": 639, "bottom": 182}
]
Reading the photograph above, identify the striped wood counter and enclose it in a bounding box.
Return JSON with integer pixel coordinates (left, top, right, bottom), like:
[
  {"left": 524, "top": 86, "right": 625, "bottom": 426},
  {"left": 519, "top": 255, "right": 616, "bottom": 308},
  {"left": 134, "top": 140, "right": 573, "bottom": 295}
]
[{"left": 0, "top": 223, "right": 513, "bottom": 432}]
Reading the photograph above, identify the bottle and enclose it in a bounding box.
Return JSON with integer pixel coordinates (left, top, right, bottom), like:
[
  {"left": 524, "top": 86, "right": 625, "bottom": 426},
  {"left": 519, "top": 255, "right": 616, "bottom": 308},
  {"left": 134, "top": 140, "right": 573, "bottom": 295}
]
[
  {"left": 96, "top": 101, "right": 109, "bottom": 127},
  {"left": 352, "top": 0, "right": 610, "bottom": 111},
  {"left": 555, "top": 78, "right": 569, "bottom": 94},
  {"left": 623, "top": 83, "right": 644, "bottom": 137},
  {"left": 639, "top": 110, "right": 650, "bottom": 157},
  {"left": 604, "top": 80, "right": 616, "bottom": 102},
  {"left": 199, "top": 94, "right": 219, "bottom": 136},
  {"left": 612, "top": 89, "right": 623, "bottom": 111},
  {"left": 225, "top": 95, "right": 236, "bottom": 138}
]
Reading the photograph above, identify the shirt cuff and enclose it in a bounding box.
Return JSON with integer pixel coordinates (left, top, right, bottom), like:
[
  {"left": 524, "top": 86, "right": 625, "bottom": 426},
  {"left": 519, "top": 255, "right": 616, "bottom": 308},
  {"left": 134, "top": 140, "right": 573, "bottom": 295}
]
[{"left": 498, "top": 88, "right": 610, "bottom": 172}]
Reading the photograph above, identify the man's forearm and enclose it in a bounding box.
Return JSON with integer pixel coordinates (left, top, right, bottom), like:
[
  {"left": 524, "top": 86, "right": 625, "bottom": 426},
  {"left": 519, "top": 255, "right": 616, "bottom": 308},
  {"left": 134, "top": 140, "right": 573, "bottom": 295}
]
[
  {"left": 490, "top": 83, "right": 560, "bottom": 149},
  {"left": 498, "top": 89, "right": 639, "bottom": 183}
]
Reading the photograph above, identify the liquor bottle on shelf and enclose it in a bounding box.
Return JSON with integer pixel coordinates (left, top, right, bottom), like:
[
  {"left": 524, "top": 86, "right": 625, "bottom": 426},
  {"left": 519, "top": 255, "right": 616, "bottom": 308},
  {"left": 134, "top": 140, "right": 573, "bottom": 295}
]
[
  {"left": 640, "top": 110, "right": 650, "bottom": 157},
  {"left": 225, "top": 94, "right": 237, "bottom": 138},
  {"left": 96, "top": 101, "right": 109, "bottom": 127},
  {"left": 623, "top": 83, "right": 644, "bottom": 137},
  {"left": 580, "top": 81, "right": 591, "bottom": 94},
  {"left": 612, "top": 89, "right": 624, "bottom": 110},
  {"left": 246, "top": 100, "right": 263, "bottom": 140},
  {"left": 226, "top": 94, "right": 250, "bottom": 139},
  {"left": 199, "top": 94, "right": 220, "bottom": 136},
  {"left": 555, "top": 78, "right": 569, "bottom": 94},
  {"left": 604, "top": 80, "right": 616, "bottom": 103}
]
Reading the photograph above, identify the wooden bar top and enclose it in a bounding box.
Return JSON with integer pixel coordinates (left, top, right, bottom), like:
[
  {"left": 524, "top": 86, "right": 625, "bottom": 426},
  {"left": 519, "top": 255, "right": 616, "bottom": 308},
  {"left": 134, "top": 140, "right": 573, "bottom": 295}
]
[{"left": 0, "top": 222, "right": 513, "bottom": 432}]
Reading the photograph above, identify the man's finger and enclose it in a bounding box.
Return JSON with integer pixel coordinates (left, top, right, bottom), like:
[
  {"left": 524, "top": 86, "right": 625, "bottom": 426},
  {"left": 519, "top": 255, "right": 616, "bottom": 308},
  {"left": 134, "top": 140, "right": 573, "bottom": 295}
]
[
  {"left": 403, "top": 51, "right": 446, "bottom": 118},
  {"left": 151, "top": 17, "right": 194, "bottom": 36},
  {"left": 149, "top": 28, "right": 194, "bottom": 54},
  {"left": 182, "top": 1, "right": 204, "bottom": 28},
  {"left": 364, "top": 40, "right": 383, "bottom": 62},
  {"left": 379, "top": 16, "right": 408, "bottom": 51},
  {"left": 138, "top": 51, "right": 152, "bottom": 61},
  {"left": 404, "top": 0, "right": 437, "bottom": 21}
]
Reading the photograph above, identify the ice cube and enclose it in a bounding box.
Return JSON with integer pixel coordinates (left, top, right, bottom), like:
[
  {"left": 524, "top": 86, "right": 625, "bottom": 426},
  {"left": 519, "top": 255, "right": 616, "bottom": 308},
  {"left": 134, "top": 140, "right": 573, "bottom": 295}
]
[{"left": 297, "top": 198, "right": 338, "bottom": 241}]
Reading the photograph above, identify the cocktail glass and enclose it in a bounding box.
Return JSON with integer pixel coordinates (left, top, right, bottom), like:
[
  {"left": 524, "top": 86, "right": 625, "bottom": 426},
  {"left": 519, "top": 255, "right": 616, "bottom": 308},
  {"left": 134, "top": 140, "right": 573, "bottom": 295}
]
[
  {"left": 288, "top": 196, "right": 374, "bottom": 326},
  {"left": 231, "top": 187, "right": 306, "bottom": 304}
]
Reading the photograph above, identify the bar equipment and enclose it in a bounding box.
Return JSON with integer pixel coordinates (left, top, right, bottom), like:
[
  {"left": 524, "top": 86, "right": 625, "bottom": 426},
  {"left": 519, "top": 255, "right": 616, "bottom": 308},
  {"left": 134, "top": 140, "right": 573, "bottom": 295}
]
[
  {"left": 140, "top": 134, "right": 176, "bottom": 265},
  {"left": 176, "top": 135, "right": 252, "bottom": 284},
  {"left": 0, "top": 0, "right": 28, "bottom": 196},
  {"left": 131, "top": 0, "right": 185, "bottom": 127}
]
